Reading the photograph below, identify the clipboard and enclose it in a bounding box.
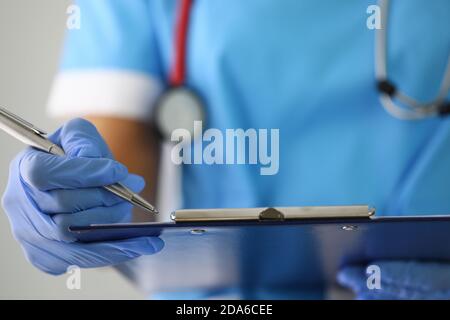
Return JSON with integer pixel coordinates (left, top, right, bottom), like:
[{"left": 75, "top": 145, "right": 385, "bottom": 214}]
[{"left": 69, "top": 205, "right": 450, "bottom": 293}]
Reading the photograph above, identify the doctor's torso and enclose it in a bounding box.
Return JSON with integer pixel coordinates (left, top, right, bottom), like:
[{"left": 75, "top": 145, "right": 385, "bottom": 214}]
[{"left": 147, "top": 0, "right": 450, "bottom": 215}]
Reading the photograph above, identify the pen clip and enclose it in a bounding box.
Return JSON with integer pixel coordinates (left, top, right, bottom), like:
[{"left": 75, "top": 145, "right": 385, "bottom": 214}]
[{"left": 0, "top": 107, "right": 47, "bottom": 136}]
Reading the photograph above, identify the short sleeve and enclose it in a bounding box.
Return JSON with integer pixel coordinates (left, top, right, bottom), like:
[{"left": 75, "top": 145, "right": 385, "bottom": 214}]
[{"left": 47, "top": 0, "right": 164, "bottom": 121}]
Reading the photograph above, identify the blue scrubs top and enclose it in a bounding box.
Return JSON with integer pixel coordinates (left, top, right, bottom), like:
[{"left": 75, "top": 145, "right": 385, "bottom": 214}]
[{"left": 59, "top": 0, "right": 450, "bottom": 298}]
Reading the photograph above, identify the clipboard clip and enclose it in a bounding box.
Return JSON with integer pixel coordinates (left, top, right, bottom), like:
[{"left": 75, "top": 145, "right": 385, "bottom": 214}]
[{"left": 259, "top": 208, "right": 285, "bottom": 221}]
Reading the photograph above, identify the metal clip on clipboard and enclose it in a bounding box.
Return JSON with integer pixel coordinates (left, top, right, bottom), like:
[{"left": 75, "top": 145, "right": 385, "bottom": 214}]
[
  {"left": 258, "top": 208, "right": 285, "bottom": 221},
  {"left": 170, "top": 205, "right": 375, "bottom": 222}
]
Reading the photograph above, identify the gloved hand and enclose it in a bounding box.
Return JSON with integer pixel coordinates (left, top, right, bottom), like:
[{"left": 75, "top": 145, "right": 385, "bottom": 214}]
[
  {"left": 2, "top": 118, "right": 163, "bottom": 275},
  {"left": 338, "top": 260, "right": 450, "bottom": 299}
]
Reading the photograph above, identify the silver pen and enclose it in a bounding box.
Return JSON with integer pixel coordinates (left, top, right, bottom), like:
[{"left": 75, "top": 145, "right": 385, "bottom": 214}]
[{"left": 0, "top": 107, "right": 158, "bottom": 214}]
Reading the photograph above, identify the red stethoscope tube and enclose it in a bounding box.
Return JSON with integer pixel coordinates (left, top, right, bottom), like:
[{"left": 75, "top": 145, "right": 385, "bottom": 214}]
[
  {"left": 169, "top": 0, "right": 193, "bottom": 87},
  {"left": 154, "top": 0, "right": 205, "bottom": 141}
]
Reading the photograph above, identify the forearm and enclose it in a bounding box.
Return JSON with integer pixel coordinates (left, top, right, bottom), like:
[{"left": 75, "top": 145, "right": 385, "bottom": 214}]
[{"left": 85, "top": 116, "right": 161, "bottom": 222}]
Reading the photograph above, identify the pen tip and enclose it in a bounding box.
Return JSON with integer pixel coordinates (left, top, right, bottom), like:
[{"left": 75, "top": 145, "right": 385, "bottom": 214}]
[{"left": 132, "top": 194, "right": 159, "bottom": 214}]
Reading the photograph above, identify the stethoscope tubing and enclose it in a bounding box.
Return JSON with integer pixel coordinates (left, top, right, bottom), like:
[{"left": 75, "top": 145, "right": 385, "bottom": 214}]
[
  {"left": 162, "top": 0, "right": 450, "bottom": 124},
  {"left": 375, "top": 0, "right": 450, "bottom": 120}
]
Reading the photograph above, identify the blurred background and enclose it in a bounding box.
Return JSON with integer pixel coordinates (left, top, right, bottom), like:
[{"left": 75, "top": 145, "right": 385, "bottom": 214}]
[{"left": 0, "top": 0, "right": 143, "bottom": 299}]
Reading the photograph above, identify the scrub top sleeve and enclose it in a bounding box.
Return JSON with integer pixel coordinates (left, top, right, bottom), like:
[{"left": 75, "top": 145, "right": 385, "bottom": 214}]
[{"left": 47, "top": 0, "right": 164, "bottom": 121}]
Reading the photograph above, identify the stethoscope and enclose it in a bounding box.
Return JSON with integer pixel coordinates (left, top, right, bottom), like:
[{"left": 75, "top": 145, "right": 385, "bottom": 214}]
[
  {"left": 154, "top": 0, "right": 450, "bottom": 141},
  {"left": 154, "top": 0, "right": 205, "bottom": 141},
  {"left": 376, "top": 0, "right": 450, "bottom": 120}
]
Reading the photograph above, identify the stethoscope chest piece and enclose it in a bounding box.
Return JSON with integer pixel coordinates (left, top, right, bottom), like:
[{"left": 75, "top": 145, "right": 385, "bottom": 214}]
[{"left": 154, "top": 86, "right": 205, "bottom": 141}]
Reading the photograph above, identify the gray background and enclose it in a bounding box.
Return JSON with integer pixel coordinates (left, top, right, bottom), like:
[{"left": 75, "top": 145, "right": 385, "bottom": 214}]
[{"left": 0, "top": 0, "right": 143, "bottom": 299}]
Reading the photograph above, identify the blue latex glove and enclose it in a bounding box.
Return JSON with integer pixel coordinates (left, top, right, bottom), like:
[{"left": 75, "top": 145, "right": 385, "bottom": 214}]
[
  {"left": 2, "top": 118, "right": 164, "bottom": 275},
  {"left": 338, "top": 261, "right": 450, "bottom": 299}
]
